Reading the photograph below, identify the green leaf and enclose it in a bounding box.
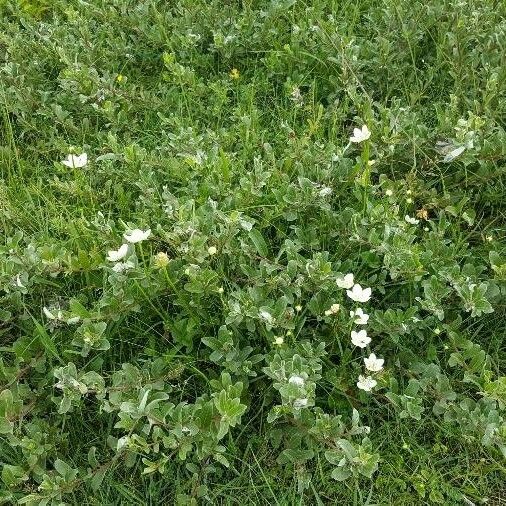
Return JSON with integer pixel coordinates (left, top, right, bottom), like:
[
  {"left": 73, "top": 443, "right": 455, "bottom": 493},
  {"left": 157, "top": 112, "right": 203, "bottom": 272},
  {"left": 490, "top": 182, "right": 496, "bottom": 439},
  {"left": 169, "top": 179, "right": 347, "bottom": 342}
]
[
  {"left": 1, "top": 464, "right": 27, "bottom": 487},
  {"left": 248, "top": 229, "right": 269, "bottom": 257},
  {"left": 91, "top": 466, "right": 107, "bottom": 492},
  {"left": 31, "top": 316, "right": 62, "bottom": 362},
  {"left": 337, "top": 439, "right": 357, "bottom": 460},
  {"left": 331, "top": 466, "right": 352, "bottom": 481}
]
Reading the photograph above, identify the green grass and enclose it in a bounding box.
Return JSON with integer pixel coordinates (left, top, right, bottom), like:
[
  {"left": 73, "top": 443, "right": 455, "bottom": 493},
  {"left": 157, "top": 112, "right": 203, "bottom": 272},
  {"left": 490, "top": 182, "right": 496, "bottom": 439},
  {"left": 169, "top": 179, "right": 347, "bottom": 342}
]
[{"left": 1, "top": 0, "right": 505, "bottom": 504}]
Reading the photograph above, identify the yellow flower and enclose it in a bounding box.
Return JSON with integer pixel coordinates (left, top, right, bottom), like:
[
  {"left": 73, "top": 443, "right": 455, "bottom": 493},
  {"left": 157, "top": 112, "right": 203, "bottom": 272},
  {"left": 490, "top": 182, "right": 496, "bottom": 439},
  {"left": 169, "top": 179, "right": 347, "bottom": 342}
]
[
  {"left": 154, "top": 252, "right": 170, "bottom": 268},
  {"left": 116, "top": 74, "right": 124, "bottom": 83},
  {"left": 229, "top": 68, "right": 240, "bottom": 80}
]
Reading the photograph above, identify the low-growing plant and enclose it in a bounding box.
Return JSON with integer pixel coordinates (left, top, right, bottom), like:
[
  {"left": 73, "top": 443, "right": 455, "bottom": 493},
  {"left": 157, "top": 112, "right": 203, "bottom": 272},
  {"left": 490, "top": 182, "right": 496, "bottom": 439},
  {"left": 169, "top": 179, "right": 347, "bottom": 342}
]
[{"left": 0, "top": 0, "right": 505, "bottom": 504}]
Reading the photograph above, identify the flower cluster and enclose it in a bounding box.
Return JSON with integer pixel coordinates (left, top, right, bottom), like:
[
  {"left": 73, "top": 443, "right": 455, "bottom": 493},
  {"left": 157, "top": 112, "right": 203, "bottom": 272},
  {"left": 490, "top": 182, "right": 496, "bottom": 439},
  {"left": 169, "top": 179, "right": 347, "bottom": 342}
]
[{"left": 336, "top": 273, "right": 384, "bottom": 392}]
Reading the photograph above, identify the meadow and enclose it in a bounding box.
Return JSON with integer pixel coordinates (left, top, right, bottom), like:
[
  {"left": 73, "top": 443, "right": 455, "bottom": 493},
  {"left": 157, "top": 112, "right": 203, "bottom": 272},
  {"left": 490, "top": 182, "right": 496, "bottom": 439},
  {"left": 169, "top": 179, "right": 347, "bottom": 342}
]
[{"left": 0, "top": 0, "right": 505, "bottom": 504}]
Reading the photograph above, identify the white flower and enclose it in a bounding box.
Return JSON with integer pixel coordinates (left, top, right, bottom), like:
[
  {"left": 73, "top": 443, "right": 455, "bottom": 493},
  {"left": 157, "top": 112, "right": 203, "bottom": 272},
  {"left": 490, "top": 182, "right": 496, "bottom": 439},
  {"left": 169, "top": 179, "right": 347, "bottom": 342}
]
[
  {"left": 325, "top": 303, "right": 340, "bottom": 316},
  {"left": 364, "top": 353, "right": 384, "bottom": 372},
  {"left": 405, "top": 215, "right": 419, "bottom": 225},
  {"left": 123, "top": 229, "right": 151, "bottom": 243},
  {"left": 385, "top": 189, "right": 393, "bottom": 197},
  {"left": 288, "top": 375, "right": 305, "bottom": 387},
  {"left": 406, "top": 197, "right": 413, "bottom": 204},
  {"left": 208, "top": 246, "right": 217, "bottom": 255},
  {"left": 336, "top": 273, "right": 354, "bottom": 289},
  {"left": 273, "top": 336, "right": 284, "bottom": 345},
  {"left": 350, "top": 308, "right": 369, "bottom": 325},
  {"left": 43, "top": 307, "right": 56, "bottom": 320},
  {"left": 106, "top": 244, "right": 128, "bottom": 262},
  {"left": 319, "top": 186, "right": 333, "bottom": 197},
  {"left": 346, "top": 284, "right": 372, "bottom": 303},
  {"left": 217, "top": 286, "right": 224, "bottom": 294},
  {"left": 112, "top": 261, "right": 135, "bottom": 273},
  {"left": 290, "top": 86, "right": 302, "bottom": 102},
  {"left": 351, "top": 329, "right": 371, "bottom": 348},
  {"left": 349, "top": 125, "right": 371, "bottom": 144},
  {"left": 293, "top": 398, "right": 308, "bottom": 408},
  {"left": 61, "top": 153, "right": 88, "bottom": 168},
  {"left": 357, "top": 375, "right": 377, "bottom": 392},
  {"left": 295, "top": 305, "right": 302, "bottom": 312}
]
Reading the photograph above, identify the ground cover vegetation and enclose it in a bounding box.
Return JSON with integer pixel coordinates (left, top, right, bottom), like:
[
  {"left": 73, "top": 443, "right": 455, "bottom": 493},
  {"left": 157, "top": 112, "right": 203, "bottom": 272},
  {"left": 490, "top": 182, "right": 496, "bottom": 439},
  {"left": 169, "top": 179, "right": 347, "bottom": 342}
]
[{"left": 0, "top": 0, "right": 505, "bottom": 504}]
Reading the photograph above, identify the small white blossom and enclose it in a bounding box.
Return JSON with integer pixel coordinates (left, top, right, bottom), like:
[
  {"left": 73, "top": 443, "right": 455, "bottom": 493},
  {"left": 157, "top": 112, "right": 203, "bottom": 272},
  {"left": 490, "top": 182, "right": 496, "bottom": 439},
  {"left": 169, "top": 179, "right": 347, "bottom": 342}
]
[
  {"left": 325, "top": 303, "right": 340, "bottom": 316},
  {"left": 123, "top": 229, "right": 151, "bottom": 243},
  {"left": 357, "top": 375, "right": 377, "bottom": 392},
  {"left": 385, "top": 189, "right": 393, "bottom": 197},
  {"left": 208, "top": 246, "right": 217, "bottom": 255},
  {"left": 364, "top": 353, "right": 384, "bottom": 372},
  {"left": 336, "top": 273, "right": 354, "bottom": 289},
  {"left": 217, "top": 286, "right": 224, "bottom": 294},
  {"left": 346, "top": 284, "right": 372, "bottom": 303},
  {"left": 349, "top": 125, "right": 371, "bottom": 144},
  {"left": 406, "top": 197, "right": 413, "bottom": 204},
  {"left": 274, "top": 336, "right": 284, "bottom": 345},
  {"left": 293, "top": 398, "right": 308, "bottom": 408},
  {"left": 351, "top": 329, "right": 371, "bottom": 348},
  {"left": 106, "top": 244, "right": 128, "bottom": 262},
  {"left": 319, "top": 186, "right": 333, "bottom": 197},
  {"left": 290, "top": 86, "right": 303, "bottom": 105},
  {"left": 350, "top": 308, "right": 369, "bottom": 325},
  {"left": 405, "top": 215, "right": 419, "bottom": 225},
  {"left": 295, "top": 305, "right": 302, "bottom": 312},
  {"left": 61, "top": 153, "right": 88, "bottom": 168},
  {"left": 288, "top": 375, "right": 305, "bottom": 387}
]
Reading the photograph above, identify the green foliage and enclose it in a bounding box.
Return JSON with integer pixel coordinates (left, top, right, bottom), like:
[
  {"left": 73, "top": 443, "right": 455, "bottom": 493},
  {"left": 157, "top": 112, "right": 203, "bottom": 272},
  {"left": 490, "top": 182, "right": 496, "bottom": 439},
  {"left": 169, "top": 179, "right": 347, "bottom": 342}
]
[{"left": 0, "top": 0, "right": 505, "bottom": 503}]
